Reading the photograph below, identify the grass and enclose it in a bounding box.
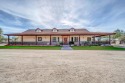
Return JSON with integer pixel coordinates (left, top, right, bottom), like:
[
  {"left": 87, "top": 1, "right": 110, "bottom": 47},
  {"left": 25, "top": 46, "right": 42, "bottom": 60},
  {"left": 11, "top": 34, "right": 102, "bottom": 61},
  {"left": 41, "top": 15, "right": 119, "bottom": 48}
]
[
  {"left": 0, "top": 46, "right": 125, "bottom": 50},
  {"left": 0, "top": 46, "right": 61, "bottom": 50},
  {"left": 72, "top": 46, "right": 125, "bottom": 50}
]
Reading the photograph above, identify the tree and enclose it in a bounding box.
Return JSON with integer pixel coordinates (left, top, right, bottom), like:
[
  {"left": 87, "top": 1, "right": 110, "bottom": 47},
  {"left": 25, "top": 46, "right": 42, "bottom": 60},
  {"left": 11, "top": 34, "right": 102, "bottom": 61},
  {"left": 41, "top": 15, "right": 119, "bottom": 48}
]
[
  {"left": 113, "top": 29, "right": 125, "bottom": 39},
  {"left": 119, "top": 34, "right": 125, "bottom": 43},
  {"left": 113, "top": 29, "right": 125, "bottom": 44},
  {"left": 119, "top": 35, "right": 125, "bottom": 40},
  {"left": 12, "top": 36, "right": 18, "bottom": 42},
  {"left": 0, "top": 28, "right": 3, "bottom": 43}
]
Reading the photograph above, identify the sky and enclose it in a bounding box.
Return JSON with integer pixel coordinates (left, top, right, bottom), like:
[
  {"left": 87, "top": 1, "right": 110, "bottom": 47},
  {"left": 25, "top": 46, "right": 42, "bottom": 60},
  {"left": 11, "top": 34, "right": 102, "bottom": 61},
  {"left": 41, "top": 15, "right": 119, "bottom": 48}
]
[{"left": 0, "top": 0, "right": 125, "bottom": 34}]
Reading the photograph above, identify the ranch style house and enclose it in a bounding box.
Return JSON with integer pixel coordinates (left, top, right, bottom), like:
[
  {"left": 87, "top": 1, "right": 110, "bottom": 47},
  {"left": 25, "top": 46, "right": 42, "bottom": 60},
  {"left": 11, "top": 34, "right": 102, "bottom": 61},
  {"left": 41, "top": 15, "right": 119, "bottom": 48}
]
[{"left": 5, "top": 28, "right": 115, "bottom": 46}]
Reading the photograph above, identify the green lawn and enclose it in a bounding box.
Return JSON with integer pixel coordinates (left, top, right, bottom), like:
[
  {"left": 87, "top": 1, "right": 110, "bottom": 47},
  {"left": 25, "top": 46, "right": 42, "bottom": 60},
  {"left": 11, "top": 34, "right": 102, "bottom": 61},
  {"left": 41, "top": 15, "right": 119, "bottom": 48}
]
[
  {"left": 72, "top": 46, "right": 125, "bottom": 50},
  {"left": 0, "top": 46, "right": 61, "bottom": 50},
  {"left": 0, "top": 46, "right": 125, "bottom": 50}
]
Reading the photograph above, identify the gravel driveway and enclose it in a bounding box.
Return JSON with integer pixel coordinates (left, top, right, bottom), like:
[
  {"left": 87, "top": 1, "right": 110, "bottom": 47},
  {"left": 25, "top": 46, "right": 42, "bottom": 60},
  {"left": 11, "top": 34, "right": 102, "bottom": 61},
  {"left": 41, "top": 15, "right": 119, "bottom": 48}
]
[{"left": 0, "top": 50, "right": 125, "bottom": 83}]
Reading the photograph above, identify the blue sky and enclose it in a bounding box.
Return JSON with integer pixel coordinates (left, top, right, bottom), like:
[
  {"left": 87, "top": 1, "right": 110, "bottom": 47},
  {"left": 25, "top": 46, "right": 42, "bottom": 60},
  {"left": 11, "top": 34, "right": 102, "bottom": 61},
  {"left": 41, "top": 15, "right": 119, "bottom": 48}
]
[{"left": 0, "top": 0, "right": 125, "bottom": 33}]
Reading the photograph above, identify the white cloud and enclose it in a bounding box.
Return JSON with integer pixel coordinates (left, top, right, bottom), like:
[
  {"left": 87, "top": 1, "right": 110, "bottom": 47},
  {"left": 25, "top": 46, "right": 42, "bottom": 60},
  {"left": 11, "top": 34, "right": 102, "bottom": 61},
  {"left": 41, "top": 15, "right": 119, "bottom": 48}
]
[
  {"left": 0, "top": 25, "right": 25, "bottom": 34},
  {"left": 0, "top": 0, "right": 87, "bottom": 28},
  {"left": 0, "top": 0, "right": 125, "bottom": 32}
]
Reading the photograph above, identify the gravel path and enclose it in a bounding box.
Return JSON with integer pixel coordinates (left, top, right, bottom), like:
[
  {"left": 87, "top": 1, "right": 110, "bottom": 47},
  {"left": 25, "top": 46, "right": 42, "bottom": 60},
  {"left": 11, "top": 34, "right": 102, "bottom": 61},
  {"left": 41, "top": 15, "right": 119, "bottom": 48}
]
[{"left": 0, "top": 50, "right": 125, "bottom": 83}]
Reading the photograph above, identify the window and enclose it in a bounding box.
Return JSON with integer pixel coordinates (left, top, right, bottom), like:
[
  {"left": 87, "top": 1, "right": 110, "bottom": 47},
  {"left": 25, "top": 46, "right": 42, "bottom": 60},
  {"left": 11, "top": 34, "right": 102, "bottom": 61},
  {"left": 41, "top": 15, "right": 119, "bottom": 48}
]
[
  {"left": 74, "top": 37, "right": 78, "bottom": 42},
  {"left": 53, "top": 28, "right": 58, "bottom": 32},
  {"left": 36, "top": 28, "right": 42, "bottom": 32},
  {"left": 70, "top": 28, "right": 75, "bottom": 32},
  {"left": 38, "top": 37, "right": 42, "bottom": 41},
  {"left": 36, "top": 30, "right": 41, "bottom": 32},
  {"left": 87, "top": 37, "right": 91, "bottom": 41},
  {"left": 71, "top": 37, "right": 73, "bottom": 42},
  {"left": 53, "top": 29, "right": 57, "bottom": 32},
  {"left": 52, "top": 37, "right": 56, "bottom": 42},
  {"left": 58, "top": 37, "right": 60, "bottom": 42}
]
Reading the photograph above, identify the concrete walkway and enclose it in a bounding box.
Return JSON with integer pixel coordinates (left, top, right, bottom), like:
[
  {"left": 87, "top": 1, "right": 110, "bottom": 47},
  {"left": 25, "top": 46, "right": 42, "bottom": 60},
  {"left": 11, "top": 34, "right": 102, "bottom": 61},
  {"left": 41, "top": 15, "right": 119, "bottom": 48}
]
[
  {"left": 0, "top": 43, "right": 7, "bottom": 46},
  {"left": 61, "top": 45, "right": 73, "bottom": 50},
  {"left": 113, "top": 44, "right": 125, "bottom": 48}
]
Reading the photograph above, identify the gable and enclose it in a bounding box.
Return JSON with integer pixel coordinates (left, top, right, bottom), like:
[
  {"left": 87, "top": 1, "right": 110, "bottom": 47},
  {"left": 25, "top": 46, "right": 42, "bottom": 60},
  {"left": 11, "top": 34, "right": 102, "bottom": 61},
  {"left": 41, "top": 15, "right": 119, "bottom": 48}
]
[{"left": 22, "top": 28, "right": 89, "bottom": 34}]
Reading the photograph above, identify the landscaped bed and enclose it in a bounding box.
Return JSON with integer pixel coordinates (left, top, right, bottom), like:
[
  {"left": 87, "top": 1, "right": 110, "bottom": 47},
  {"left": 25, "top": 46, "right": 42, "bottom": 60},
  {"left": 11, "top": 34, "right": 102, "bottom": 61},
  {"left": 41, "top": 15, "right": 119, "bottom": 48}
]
[
  {"left": 72, "top": 46, "right": 125, "bottom": 50},
  {"left": 0, "top": 46, "right": 61, "bottom": 50}
]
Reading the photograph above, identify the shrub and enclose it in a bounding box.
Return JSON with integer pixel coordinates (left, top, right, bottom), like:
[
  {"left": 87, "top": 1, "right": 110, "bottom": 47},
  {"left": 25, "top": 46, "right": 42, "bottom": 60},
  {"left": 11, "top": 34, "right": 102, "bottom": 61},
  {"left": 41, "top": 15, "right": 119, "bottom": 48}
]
[
  {"left": 59, "top": 42, "right": 63, "bottom": 45},
  {"left": 69, "top": 41, "right": 74, "bottom": 45}
]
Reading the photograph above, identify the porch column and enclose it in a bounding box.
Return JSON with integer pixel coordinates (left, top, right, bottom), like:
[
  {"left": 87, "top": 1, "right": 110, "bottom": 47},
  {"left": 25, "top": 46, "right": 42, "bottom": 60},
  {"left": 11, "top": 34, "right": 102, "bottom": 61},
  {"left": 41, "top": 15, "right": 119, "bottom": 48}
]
[
  {"left": 99, "top": 36, "right": 101, "bottom": 41},
  {"left": 50, "top": 35, "right": 51, "bottom": 45},
  {"left": 62, "top": 36, "right": 63, "bottom": 45},
  {"left": 14, "top": 36, "right": 16, "bottom": 45},
  {"left": 97, "top": 36, "right": 101, "bottom": 45},
  {"left": 79, "top": 35, "right": 80, "bottom": 46},
  {"left": 109, "top": 35, "right": 111, "bottom": 44},
  {"left": 35, "top": 35, "right": 37, "bottom": 45},
  {"left": 8, "top": 35, "right": 10, "bottom": 45},
  {"left": 21, "top": 36, "right": 23, "bottom": 45},
  {"left": 69, "top": 36, "right": 70, "bottom": 42},
  {"left": 93, "top": 35, "right": 95, "bottom": 44},
  {"left": 97, "top": 36, "right": 101, "bottom": 42}
]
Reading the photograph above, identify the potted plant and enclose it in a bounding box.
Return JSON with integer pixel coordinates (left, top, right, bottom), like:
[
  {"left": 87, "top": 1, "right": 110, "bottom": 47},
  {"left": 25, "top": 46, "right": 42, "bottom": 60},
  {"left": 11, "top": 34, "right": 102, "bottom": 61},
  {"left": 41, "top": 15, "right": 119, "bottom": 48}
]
[
  {"left": 59, "top": 42, "right": 63, "bottom": 46},
  {"left": 69, "top": 41, "right": 74, "bottom": 46}
]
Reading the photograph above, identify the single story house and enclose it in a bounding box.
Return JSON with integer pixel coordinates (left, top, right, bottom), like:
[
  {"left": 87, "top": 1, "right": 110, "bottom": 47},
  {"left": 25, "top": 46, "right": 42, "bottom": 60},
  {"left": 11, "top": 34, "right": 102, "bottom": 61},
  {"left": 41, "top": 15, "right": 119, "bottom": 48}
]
[{"left": 4, "top": 28, "right": 115, "bottom": 46}]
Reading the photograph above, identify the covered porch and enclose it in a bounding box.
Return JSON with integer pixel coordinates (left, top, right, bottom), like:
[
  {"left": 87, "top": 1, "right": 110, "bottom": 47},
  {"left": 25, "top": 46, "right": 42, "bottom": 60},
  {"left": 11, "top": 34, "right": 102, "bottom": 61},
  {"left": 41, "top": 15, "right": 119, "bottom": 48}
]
[{"left": 5, "top": 33, "right": 114, "bottom": 46}]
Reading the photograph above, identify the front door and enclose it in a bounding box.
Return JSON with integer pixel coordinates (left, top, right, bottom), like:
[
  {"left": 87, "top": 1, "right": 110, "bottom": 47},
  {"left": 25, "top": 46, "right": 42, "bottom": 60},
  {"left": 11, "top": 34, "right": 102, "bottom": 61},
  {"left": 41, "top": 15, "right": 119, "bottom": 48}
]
[{"left": 64, "top": 37, "right": 68, "bottom": 45}]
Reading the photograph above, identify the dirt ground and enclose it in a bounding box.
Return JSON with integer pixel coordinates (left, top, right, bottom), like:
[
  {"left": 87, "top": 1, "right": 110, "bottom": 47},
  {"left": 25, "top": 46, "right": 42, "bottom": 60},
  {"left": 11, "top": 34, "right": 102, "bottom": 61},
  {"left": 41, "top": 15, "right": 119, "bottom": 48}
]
[{"left": 0, "top": 50, "right": 125, "bottom": 83}]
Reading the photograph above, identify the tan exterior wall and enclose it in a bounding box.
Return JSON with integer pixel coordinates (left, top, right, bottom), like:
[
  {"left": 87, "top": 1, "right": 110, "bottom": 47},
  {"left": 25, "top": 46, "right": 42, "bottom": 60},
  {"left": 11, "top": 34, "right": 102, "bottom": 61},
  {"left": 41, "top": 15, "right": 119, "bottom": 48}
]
[
  {"left": 17, "top": 35, "right": 93, "bottom": 42},
  {"left": 70, "top": 35, "right": 79, "bottom": 41},
  {"left": 51, "top": 36, "right": 62, "bottom": 42},
  {"left": 17, "top": 36, "right": 21, "bottom": 42},
  {"left": 37, "top": 36, "right": 50, "bottom": 42},
  {"left": 80, "top": 35, "right": 93, "bottom": 41},
  {"left": 17, "top": 36, "right": 35, "bottom": 42}
]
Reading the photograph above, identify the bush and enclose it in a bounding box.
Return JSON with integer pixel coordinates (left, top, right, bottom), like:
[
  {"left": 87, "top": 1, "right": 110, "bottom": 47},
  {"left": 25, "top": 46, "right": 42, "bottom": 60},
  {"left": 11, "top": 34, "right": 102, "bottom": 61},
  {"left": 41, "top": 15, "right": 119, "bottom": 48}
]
[
  {"left": 69, "top": 41, "right": 74, "bottom": 45},
  {"left": 59, "top": 42, "right": 63, "bottom": 45}
]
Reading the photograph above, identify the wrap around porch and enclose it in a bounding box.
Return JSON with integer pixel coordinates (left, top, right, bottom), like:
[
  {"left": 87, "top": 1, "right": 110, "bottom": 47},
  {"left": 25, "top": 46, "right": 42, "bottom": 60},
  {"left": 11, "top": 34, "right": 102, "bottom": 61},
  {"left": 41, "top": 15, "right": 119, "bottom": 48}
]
[{"left": 7, "top": 35, "right": 112, "bottom": 46}]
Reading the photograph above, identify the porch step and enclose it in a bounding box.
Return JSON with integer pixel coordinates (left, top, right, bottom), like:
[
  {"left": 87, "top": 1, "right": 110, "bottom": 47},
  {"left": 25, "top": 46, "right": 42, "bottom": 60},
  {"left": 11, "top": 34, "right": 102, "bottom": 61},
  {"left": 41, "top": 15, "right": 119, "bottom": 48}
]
[{"left": 61, "top": 45, "right": 73, "bottom": 50}]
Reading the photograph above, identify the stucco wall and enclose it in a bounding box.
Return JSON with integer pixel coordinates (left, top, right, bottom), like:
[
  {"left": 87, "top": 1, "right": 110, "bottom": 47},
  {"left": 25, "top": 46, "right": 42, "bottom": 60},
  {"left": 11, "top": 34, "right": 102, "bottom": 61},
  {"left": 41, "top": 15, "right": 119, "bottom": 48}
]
[
  {"left": 17, "top": 35, "right": 93, "bottom": 42},
  {"left": 80, "top": 35, "right": 93, "bottom": 41},
  {"left": 37, "top": 36, "right": 50, "bottom": 42},
  {"left": 17, "top": 36, "right": 35, "bottom": 42},
  {"left": 51, "top": 36, "right": 62, "bottom": 42}
]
